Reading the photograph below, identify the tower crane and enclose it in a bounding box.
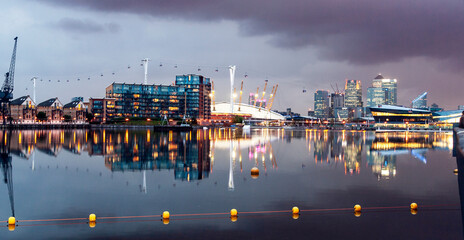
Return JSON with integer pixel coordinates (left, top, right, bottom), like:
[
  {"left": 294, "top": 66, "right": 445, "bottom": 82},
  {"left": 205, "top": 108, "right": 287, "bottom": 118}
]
[{"left": 1, "top": 37, "right": 18, "bottom": 125}]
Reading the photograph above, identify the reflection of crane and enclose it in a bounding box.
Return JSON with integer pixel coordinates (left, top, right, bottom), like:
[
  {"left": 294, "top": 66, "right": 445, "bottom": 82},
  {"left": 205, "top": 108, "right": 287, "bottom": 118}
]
[
  {"left": 1, "top": 37, "right": 18, "bottom": 125},
  {"left": 0, "top": 130, "right": 14, "bottom": 217}
]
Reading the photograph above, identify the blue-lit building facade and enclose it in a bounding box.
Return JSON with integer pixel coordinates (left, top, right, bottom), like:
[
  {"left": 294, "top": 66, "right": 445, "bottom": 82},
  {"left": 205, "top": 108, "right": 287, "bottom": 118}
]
[{"left": 105, "top": 74, "right": 211, "bottom": 120}]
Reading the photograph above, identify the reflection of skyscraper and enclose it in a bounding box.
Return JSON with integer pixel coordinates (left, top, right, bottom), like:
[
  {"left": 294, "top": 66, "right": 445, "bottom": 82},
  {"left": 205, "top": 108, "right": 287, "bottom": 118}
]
[
  {"left": 367, "top": 151, "right": 397, "bottom": 180},
  {"left": 344, "top": 134, "right": 362, "bottom": 174}
]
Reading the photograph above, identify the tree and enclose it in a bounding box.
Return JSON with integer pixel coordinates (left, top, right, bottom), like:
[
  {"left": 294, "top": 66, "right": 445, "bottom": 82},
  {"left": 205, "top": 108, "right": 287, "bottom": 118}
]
[
  {"left": 64, "top": 115, "right": 72, "bottom": 122},
  {"left": 36, "top": 112, "right": 47, "bottom": 122},
  {"left": 232, "top": 115, "right": 244, "bottom": 124},
  {"left": 86, "top": 112, "right": 94, "bottom": 122}
]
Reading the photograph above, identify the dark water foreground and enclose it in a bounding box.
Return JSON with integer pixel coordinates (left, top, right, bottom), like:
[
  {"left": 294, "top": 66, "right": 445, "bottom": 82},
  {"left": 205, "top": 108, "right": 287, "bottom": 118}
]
[{"left": 0, "top": 129, "right": 462, "bottom": 239}]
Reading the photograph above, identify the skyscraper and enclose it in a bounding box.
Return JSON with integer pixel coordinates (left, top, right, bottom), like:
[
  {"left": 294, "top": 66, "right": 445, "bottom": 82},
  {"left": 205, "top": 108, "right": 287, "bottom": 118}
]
[
  {"left": 330, "top": 92, "right": 344, "bottom": 118},
  {"left": 344, "top": 80, "right": 362, "bottom": 108},
  {"left": 374, "top": 74, "right": 397, "bottom": 105},
  {"left": 314, "top": 90, "right": 330, "bottom": 119},
  {"left": 366, "top": 87, "right": 387, "bottom": 108},
  {"left": 412, "top": 92, "right": 427, "bottom": 109}
]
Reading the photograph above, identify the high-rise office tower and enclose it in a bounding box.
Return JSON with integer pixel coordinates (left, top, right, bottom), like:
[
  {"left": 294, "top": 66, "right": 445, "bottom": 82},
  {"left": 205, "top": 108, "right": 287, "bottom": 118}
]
[
  {"left": 314, "top": 90, "right": 330, "bottom": 119},
  {"left": 412, "top": 92, "right": 427, "bottom": 109},
  {"left": 374, "top": 74, "right": 397, "bottom": 105},
  {"left": 344, "top": 80, "right": 362, "bottom": 108}
]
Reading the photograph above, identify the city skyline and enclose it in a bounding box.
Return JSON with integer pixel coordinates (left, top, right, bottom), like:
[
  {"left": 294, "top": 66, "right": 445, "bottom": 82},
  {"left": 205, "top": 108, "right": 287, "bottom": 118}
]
[{"left": 1, "top": 0, "right": 463, "bottom": 115}]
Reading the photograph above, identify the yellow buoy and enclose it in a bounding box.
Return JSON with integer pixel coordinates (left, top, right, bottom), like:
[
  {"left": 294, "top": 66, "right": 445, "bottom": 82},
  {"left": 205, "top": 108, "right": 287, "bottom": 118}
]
[
  {"left": 292, "top": 213, "right": 299, "bottom": 220},
  {"left": 89, "top": 214, "right": 96, "bottom": 222},
  {"left": 163, "top": 218, "right": 170, "bottom": 225},
  {"left": 230, "top": 216, "right": 238, "bottom": 222},
  {"left": 251, "top": 167, "right": 259, "bottom": 179},
  {"left": 354, "top": 211, "right": 361, "bottom": 217},
  {"left": 410, "top": 202, "right": 418, "bottom": 210},
  {"left": 411, "top": 209, "right": 418, "bottom": 215},
  {"left": 162, "top": 211, "right": 170, "bottom": 219},
  {"left": 8, "top": 216, "right": 15, "bottom": 225},
  {"left": 8, "top": 224, "right": 15, "bottom": 231},
  {"left": 354, "top": 204, "right": 361, "bottom": 212},
  {"left": 454, "top": 169, "right": 458, "bottom": 175},
  {"left": 230, "top": 208, "right": 238, "bottom": 217},
  {"left": 89, "top": 221, "right": 96, "bottom": 228},
  {"left": 292, "top": 206, "right": 299, "bottom": 214}
]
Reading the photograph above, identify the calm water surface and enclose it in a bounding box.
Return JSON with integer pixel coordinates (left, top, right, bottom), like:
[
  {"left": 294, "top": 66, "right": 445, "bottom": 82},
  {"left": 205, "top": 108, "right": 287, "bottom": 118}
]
[{"left": 0, "top": 128, "right": 461, "bottom": 239}]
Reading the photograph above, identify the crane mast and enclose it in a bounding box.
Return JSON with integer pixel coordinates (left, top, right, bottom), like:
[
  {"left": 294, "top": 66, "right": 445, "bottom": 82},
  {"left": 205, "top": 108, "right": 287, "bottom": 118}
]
[
  {"left": 238, "top": 80, "right": 243, "bottom": 111},
  {"left": 1, "top": 37, "right": 18, "bottom": 125}
]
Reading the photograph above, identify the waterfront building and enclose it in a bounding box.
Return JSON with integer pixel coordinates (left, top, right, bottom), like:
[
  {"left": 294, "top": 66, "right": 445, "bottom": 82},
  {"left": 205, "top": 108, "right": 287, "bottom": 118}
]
[
  {"left": 412, "top": 92, "right": 427, "bottom": 109},
  {"left": 432, "top": 110, "right": 463, "bottom": 123},
  {"left": 314, "top": 90, "right": 330, "bottom": 119},
  {"left": 10, "top": 95, "right": 36, "bottom": 123},
  {"left": 344, "top": 80, "right": 362, "bottom": 108},
  {"left": 89, "top": 98, "right": 116, "bottom": 123},
  {"left": 175, "top": 74, "right": 212, "bottom": 120},
  {"left": 370, "top": 105, "right": 432, "bottom": 126},
  {"left": 105, "top": 74, "right": 211, "bottom": 120},
  {"left": 37, "top": 98, "right": 64, "bottom": 123},
  {"left": 63, "top": 100, "right": 87, "bottom": 123},
  {"left": 459, "top": 105, "right": 464, "bottom": 110},
  {"left": 373, "top": 74, "right": 397, "bottom": 105}
]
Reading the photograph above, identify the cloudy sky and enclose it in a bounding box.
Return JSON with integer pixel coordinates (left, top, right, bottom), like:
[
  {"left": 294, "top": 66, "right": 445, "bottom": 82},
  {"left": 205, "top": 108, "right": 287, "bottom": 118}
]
[{"left": 1, "top": 0, "right": 463, "bottom": 113}]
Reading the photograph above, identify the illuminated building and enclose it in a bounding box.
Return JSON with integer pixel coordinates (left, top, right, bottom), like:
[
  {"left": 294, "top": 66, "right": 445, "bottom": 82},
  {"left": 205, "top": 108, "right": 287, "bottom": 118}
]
[
  {"left": 89, "top": 98, "right": 115, "bottom": 123},
  {"left": 412, "top": 92, "right": 427, "bottom": 109},
  {"left": 373, "top": 74, "right": 397, "bottom": 105},
  {"left": 367, "top": 87, "right": 387, "bottom": 108},
  {"left": 37, "top": 98, "right": 63, "bottom": 123},
  {"left": 63, "top": 99, "right": 87, "bottom": 123},
  {"left": 314, "top": 90, "right": 330, "bottom": 119},
  {"left": 344, "top": 80, "right": 362, "bottom": 108},
  {"left": 432, "top": 110, "right": 463, "bottom": 123},
  {"left": 370, "top": 105, "right": 432, "bottom": 126},
  {"left": 105, "top": 74, "right": 211, "bottom": 120},
  {"left": 10, "top": 95, "right": 36, "bottom": 123}
]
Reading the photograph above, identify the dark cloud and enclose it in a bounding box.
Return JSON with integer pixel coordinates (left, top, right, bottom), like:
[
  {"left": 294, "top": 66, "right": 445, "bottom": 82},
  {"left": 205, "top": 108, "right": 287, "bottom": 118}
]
[
  {"left": 55, "top": 17, "right": 120, "bottom": 33},
  {"left": 40, "top": 0, "right": 464, "bottom": 67}
]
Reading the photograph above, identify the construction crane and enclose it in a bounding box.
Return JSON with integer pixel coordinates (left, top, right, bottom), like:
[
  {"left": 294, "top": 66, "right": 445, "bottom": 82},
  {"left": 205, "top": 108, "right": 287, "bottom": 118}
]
[
  {"left": 1, "top": 37, "right": 18, "bottom": 125},
  {"left": 267, "top": 84, "right": 278, "bottom": 111},
  {"left": 238, "top": 80, "right": 243, "bottom": 111}
]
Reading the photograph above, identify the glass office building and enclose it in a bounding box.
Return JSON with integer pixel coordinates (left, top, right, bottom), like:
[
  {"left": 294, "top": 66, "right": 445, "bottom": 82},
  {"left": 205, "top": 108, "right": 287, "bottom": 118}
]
[{"left": 105, "top": 74, "right": 211, "bottom": 119}]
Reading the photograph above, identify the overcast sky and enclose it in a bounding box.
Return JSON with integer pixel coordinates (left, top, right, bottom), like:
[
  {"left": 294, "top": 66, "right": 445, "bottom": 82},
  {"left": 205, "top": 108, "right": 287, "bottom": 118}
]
[{"left": 1, "top": 0, "right": 463, "bottom": 113}]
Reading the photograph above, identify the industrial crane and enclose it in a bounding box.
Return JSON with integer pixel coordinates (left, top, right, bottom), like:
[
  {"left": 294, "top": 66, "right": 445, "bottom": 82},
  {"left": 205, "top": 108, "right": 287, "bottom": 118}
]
[{"left": 1, "top": 37, "right": 18, "bottom": 125}]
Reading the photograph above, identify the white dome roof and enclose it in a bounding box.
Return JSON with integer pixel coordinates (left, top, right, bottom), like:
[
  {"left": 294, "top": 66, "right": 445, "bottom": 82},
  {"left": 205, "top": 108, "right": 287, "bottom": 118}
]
[{"left": 212, "top": 102, "right": 285, "bottom": 120}]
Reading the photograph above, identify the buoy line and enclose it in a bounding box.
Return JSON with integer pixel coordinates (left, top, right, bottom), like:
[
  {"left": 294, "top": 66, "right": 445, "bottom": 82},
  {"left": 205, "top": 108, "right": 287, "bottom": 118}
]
[{"left": 3, "top": 203, "right": 460, "bottom": 231}]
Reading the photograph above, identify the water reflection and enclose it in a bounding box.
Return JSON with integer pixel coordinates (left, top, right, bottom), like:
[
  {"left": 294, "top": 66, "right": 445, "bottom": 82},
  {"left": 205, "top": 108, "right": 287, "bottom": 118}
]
[{"left": 1, "top": 129, "right": 455, "bottom": 183}]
